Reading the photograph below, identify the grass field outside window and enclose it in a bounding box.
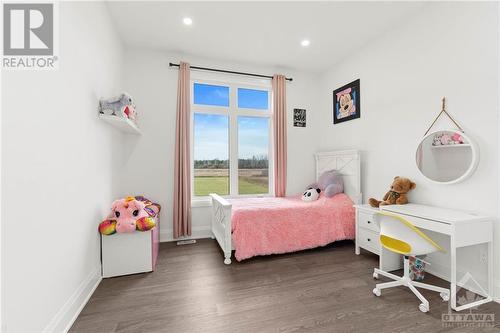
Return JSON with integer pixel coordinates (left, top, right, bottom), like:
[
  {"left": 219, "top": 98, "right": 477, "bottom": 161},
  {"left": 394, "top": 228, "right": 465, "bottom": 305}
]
[{"left": 194, "top": 168, "right": 268, "bottom": 196}]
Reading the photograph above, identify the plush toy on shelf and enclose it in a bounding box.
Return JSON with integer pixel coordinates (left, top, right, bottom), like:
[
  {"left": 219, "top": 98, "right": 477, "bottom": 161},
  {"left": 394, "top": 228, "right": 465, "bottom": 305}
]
[
  {"left": 369, "top": 176, "right": 416, "bottom": 208},
  {"left": 452, "top": 132, "right": 464, "bottom": 144},
  {"left": 440, "top": 133, "right": 453, "bottom": 145},
  {"left": 99, "top": 93, "right": 137, "bottom": 122},
  {"left": 99, "top": 196, "right": 161, "bottom": 235},
  {"left": 432, "top": 132, "right": 465, "bottom": 146},
  {"left": 432, "top": 135, "right": 442, "bottom": 146}
]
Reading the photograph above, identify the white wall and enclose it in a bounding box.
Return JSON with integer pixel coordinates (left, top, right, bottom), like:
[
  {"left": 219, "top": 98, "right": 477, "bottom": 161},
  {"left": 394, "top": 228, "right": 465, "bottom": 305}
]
[
  {"left": 316, "top": 2, "right": 499, "bottom": 297},
  {"left": 118, "top": 49, "right": 320, "bottom": 241},
  {"left": 1, "top": 2, "right": 123, "bottom": 332}
]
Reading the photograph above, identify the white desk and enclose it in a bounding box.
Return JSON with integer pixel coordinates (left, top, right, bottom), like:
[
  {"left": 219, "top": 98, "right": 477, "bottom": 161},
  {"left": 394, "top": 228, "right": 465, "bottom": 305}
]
[{"left": 354, "top": 203, "right": 493, "bottom": 311}]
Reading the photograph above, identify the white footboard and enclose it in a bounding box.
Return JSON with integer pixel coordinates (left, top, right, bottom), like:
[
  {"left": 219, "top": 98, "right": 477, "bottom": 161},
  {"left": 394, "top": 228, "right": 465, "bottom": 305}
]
[{"left": 209, "top": 193, "right": 232, "bottom": 264}]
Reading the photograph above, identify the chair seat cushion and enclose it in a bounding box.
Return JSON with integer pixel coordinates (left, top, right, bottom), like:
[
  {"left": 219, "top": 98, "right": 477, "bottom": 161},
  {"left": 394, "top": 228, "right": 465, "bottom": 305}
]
[{"left": 380, "top": 235, "right": 411, "bottom": 255}]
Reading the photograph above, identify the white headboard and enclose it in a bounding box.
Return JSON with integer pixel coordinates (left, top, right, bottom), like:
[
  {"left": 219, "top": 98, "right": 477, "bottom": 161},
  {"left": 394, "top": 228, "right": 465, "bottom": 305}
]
[{"left": 315, "top": 150, "right": 361, "bottom": 204}]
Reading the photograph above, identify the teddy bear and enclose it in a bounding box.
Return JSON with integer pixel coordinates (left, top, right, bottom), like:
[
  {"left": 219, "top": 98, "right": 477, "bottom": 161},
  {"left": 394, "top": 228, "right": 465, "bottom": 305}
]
[
  {"left": 306, "top": 170, "right": 343, "bottom": 197},
  {"left": 368, "top": 176, "right": 416, "bottom": 208}
]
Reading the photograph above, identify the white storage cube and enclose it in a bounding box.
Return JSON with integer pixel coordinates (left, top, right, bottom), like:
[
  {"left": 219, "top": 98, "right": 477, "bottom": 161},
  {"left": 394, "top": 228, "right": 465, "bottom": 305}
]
[{"left": 101, "top": 214, "right": 159, "bottom": 278}]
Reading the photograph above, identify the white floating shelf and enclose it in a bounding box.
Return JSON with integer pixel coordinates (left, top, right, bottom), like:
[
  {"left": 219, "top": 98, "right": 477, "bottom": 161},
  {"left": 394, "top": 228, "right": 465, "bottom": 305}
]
[
  {"left": 99, "top": 114, "right": 141, "bottom": 135},
  {"left": 432, "top": 144, "right": 470, "bottom": 149}
]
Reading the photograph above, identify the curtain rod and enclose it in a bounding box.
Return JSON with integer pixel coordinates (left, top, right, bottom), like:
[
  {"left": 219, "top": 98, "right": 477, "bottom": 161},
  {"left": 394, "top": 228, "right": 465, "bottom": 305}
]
[{"left": 169, "top": 62, "right": 293, "bottom": 82}]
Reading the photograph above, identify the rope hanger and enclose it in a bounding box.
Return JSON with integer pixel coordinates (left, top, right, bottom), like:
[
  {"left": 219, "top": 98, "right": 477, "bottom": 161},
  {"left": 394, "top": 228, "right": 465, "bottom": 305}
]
[{"left": 423, "top": 97, "right": 464, "bottom": 136}]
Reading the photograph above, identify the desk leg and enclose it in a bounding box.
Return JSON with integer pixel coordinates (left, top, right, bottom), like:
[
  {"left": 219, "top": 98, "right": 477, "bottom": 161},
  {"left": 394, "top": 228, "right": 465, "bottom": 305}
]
[
  {"left": 488, "top": 240, "right": 493, "bottom": 299},
  {"left": 450, "top": 240, "right": 493, "bottom": 311},
  {"left": 450, "top": 236, "right": 457, "bottom": 310},
  {"left": 355, "top": 212, "right": 360, "bottom": 255},
  {"left": 355, "top": 235, "right": 360, "bottom": 255}
]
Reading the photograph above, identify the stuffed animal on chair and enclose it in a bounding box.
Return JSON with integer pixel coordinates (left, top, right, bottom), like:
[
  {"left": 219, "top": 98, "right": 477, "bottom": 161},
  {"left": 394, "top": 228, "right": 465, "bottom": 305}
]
[
  {"left": 369, "top": 176, "right": 416, "bottom": 208},
  {"left": 99, "top": 196, "right": 160, "bottom": 235}
]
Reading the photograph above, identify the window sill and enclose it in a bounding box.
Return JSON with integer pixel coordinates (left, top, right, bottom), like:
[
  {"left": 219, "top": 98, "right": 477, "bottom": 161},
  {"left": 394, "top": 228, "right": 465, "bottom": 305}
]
[
  {"left": 191, "top": 194, "right": 272, "bottom": 208},
  {"left": 191, "top": 198, "right": 212, "bottom": 208}
]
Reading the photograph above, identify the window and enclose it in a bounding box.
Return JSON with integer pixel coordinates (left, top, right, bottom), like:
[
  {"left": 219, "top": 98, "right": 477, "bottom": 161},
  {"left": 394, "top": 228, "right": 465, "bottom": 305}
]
[
  {"left": 192, "top": 79, "right": 272, "bottom": 198},
  {"left": 193, "top": 113, "right": 229, "bottom": 196},
  {"left": 193, "top": 83, "right": 229, "bottom": 107},
  {"left": 237, "top": 88, "right": 268, "bottom": 109},
  {"left": 238, "top": 116, "right": 269, "bottom": 194}
]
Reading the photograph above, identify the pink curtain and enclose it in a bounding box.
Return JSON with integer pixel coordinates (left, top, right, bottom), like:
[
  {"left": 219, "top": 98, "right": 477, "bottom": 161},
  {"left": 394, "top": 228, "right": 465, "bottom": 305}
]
[
  {"left": 173, "top": 62, "right": 191, "bottom": 238},
  {"left": 272, "top": 75, "right": 287, "bottom": 197}
]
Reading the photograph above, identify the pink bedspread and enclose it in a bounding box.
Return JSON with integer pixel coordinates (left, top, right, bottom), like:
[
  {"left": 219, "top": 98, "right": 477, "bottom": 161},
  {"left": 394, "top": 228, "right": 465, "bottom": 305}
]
[{"left": 229, "top": 193, "right": 355, "bottom": 261}]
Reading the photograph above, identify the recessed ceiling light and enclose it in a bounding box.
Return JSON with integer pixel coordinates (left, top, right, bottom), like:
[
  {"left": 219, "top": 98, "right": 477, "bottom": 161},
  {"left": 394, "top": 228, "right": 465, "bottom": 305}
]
[
  {"left": 301, "top": 39, "right": 310, "bottom": 47},
  {"left": 183, "top": 17, "right": 193, "bottom": 26}
]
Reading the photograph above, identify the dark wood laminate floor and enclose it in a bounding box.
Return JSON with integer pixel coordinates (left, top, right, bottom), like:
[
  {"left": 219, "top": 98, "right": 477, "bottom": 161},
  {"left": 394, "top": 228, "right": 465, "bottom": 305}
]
[{"left": 71, "top": 239, "right": 500, "bottom": 333}]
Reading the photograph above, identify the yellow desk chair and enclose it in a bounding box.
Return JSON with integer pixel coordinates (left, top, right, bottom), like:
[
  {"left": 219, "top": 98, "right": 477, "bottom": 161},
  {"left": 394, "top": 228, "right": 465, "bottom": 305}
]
[{"left": 372, "top": 211, "right": 450, "bottom": 313}]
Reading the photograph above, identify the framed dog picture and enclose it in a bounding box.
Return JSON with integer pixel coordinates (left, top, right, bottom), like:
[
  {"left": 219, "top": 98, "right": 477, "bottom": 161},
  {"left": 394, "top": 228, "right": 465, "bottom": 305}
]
[
  {"left": 293, "top": 108, "right": 306, "bottom": 127},
  {"left": 333, "top": 79, "right": 360, "bottom": 124}
]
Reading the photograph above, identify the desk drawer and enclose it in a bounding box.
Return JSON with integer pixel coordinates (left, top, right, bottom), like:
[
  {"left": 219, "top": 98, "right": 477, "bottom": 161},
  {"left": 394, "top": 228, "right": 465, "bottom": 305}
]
[
  {"left": 358, "top": 211, "right": 379, "bottom": 232},
  {"left": 358, "top": 228, "right": 380, "bottom": 254}
]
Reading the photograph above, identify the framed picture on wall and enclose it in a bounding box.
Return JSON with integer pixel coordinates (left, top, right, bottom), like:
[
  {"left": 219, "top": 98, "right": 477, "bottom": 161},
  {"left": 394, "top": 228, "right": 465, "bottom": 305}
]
[
  {"left": 333, "top": 79, "right": 360, "bottom": 124},
  {"left": 293, "top": 108, "right": 306, "bottom": 127}
]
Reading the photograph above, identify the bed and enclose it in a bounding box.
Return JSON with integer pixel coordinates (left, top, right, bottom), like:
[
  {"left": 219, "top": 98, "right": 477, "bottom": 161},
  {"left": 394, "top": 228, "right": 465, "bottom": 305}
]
[{"left": 209, "top": 150, "right": 361, "bottom": 264}]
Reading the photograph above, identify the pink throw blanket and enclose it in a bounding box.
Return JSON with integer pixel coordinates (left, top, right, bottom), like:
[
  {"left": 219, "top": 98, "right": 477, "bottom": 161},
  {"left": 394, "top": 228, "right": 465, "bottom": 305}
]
[{"left": 230, "top": 193, "right": 355, "bottom": 261}]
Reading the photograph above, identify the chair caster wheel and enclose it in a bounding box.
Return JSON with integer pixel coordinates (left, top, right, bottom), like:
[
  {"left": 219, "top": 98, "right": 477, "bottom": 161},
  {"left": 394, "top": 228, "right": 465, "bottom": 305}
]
[
  {"left": 373, "top": 272, "right": 378, "bottom": 279},
  {"left": 373, "top": 288, "right": 381, "bottom": 297},
  {"left": 419, "top": 303, "right": 429, "bottom": 313},
  {"left": 440, "top": 292, "right": 450, "bottom": 302}
]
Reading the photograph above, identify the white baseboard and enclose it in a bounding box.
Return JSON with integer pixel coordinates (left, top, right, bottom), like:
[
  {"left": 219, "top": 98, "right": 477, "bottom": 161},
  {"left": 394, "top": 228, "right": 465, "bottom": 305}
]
[
  {"left": 160, "top": 225, "right": 212, "bottom": 242},
  {"left": 43, "top": 266, "right": 102, "bottom": 333}
]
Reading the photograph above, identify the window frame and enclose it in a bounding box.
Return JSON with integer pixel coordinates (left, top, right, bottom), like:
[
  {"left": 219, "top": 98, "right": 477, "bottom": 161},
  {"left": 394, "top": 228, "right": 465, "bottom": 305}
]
[{"left": 190, "top": 72, "right": 274, "bottom": 203}]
